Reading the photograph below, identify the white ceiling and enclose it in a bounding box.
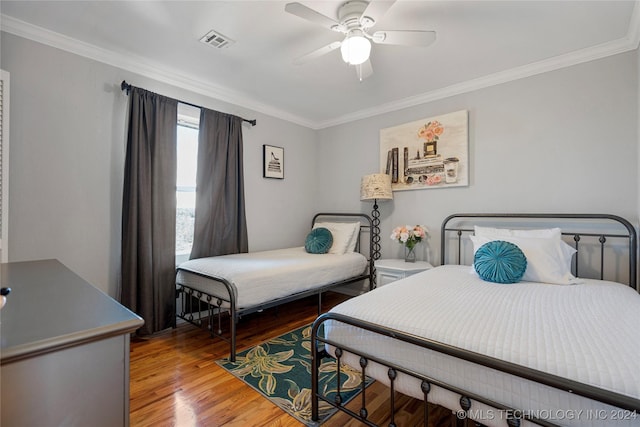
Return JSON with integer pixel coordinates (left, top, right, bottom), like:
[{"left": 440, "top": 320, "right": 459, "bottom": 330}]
[{"left": 1, "top": 1, "right": 638, "bottom": 128}]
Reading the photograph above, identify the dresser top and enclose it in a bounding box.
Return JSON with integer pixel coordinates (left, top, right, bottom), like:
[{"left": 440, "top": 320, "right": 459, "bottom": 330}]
[{"left": 0, "top": 259, "right": 143, "bottom": 364}]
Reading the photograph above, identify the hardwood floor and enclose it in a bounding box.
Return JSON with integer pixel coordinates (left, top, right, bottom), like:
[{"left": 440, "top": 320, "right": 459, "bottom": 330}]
[{"left": 129, "top": 292, "right": 456, "bottom": 427}]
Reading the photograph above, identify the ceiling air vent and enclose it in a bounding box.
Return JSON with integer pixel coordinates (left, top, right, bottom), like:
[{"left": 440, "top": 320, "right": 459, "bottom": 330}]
[{"left": 199, "top": 30, "right": 235, "bottom": 49}]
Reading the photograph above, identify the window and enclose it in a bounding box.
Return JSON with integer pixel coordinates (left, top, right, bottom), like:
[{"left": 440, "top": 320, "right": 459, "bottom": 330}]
[{"left": 176, "top": 107, "right": 199, "bottom": 262}]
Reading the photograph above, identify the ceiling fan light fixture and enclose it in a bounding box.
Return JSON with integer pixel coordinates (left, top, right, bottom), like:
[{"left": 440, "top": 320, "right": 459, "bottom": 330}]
[{"left": 340, "top": 33, "right": 371, "bottom": 65}]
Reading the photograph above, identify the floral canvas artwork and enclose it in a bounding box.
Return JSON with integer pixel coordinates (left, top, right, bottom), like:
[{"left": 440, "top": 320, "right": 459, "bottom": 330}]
[{"left": 380, "top": 110, "right": 468, "bottom": 191}]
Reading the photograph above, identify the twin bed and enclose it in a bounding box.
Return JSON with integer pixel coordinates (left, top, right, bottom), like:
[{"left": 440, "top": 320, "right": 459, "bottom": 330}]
[
  {"left": 312, "top": 213, "right": 640, "bottom": 426},
  {"left": 175, "top": 213, "right": 373, "bottom": 362}
]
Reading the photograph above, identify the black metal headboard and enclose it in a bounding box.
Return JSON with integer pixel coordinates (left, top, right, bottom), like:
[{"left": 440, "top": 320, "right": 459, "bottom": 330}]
[{"left": 441, "top": 213, "right": 637, "bottom": 290}]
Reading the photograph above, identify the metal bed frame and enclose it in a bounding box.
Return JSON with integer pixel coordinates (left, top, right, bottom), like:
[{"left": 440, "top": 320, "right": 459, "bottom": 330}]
[
  {"left": 175, "top": 212, "right": 373, "bottom": 362},
  {"left": 311, "top": 213, "right": 640, "bottom": 427}
]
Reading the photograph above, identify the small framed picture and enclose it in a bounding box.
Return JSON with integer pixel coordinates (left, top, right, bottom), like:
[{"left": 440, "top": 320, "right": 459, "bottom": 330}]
[{"left": 263, "top": 144, "right": 284, "bottom": 179}]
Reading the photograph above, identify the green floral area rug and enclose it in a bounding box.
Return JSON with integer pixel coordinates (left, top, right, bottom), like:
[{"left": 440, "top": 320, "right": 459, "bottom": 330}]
[{"left": 217, "top": 324, "right": 374, "bottom": 426}]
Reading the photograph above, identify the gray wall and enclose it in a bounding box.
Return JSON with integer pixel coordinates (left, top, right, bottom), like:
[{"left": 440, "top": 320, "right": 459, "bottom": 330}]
[
  {"left": 1, "top": 31, "right": 638, "bottom": 295},
  {"left": 1, "top": 32, "right": 317, "bottom": 296},
  {"left": 318, "top": 51, "right": 639, "bottom": 265}
]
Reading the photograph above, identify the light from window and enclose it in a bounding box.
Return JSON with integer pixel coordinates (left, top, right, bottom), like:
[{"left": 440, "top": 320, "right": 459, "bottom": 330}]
[{"left": 176, "top": 123, "right": 198, "bottom": 257}]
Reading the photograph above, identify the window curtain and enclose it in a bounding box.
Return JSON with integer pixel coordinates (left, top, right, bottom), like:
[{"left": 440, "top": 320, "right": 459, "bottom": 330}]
[
  {"left": 121, "top": 87, "right": 178, "bottom": 335},
  {"left": 190, "top": 108, "right": 248, "bottom": 259}
]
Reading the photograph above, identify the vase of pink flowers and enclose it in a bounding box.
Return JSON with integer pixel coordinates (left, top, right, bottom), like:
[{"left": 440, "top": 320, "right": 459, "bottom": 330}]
[{"left": 391, "top": 225, "right": 428, "bottom": 263}]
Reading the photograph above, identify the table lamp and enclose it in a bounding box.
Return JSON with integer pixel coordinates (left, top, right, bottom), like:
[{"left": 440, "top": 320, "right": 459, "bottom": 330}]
[{"left": 360, "top": 173, "right": 393, "bottom": 261}]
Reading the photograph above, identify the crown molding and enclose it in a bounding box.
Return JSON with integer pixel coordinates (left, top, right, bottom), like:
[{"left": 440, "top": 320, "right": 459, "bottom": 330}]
[
  {"left": 2, "top": 6, "right": 639, "bottom": 131},
  {"left": 317, "top": 4, "right": 640, "bottom": 129},
  {"left": 0, "top": 14, "right": 316, "bottom": 129}
]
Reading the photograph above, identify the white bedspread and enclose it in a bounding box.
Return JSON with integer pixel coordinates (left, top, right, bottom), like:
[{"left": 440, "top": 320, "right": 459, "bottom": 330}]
[
  {"left": 176, "top": 247, "right": 367, "bottom": 310},
  {"left": 325, "top": 265, "right": 640, "bottom": 426}
]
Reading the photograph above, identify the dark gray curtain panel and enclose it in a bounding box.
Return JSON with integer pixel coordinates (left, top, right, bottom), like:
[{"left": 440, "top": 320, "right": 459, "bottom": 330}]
[
  {"left": 121, "top": 87, "right": 177, "bottom": 335},
  {"left": 190, "top": 108, "right": 248, "bottom": 259}
]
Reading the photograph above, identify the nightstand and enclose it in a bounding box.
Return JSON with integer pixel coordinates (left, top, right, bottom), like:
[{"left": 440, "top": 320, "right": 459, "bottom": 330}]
[{"left": 374, "top": 259, "right": 433, "bottom": 287}]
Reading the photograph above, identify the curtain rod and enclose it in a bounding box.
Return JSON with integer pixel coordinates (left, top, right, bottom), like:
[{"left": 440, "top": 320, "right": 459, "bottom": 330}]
[{"left": 120, "top": 80, "right": 257, "bottom": 127}]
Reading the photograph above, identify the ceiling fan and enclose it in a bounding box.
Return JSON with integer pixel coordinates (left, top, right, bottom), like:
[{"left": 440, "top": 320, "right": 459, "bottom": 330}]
[{"left": 285, "top": 0, "right": 436, "bottom": 81}]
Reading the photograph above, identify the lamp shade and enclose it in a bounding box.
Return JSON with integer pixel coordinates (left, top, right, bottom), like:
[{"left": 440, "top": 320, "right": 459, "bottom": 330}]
[{"left": 360, "top": 174, "right": 393, "bottom": 201}]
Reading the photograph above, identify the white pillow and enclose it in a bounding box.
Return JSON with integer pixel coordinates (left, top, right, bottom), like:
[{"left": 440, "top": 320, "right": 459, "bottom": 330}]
[
  {"left": 470, "top": 234, "right": 580, "bottom": 285},
  {"left": 313, "top": 222, "right": 360, "bottom": 255},
  {"left": 345, "top": 223, "right": 361, "bottom": 253},
  {"left": 474, "top": 226, "right": 562, "bottom": 239}
]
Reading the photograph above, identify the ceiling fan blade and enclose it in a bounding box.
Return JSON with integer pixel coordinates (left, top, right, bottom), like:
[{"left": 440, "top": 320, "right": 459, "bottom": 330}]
[
  {"left": 293, "top": 41, "right": 342, "bottom": 65},
  {"left": 360, "top": 1, "right": 396, "bottom": 28},
  {"left": 285, "top": 2, "right": 340, "bottom": 30},
  {"left": 355, "top": 59, "right": 373, "bottom": 82},
  {"left": 372, "top": 30, "right": 436, "bottom": 46}
]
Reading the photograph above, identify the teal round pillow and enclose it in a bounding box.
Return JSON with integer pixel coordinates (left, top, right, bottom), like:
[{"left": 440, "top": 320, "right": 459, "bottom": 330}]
[
  {"left": 474, "top": 240, "right": 527, "bottom": 284},
  {"left": 305, "top": 227, "right": 333, "bottom": 254}
]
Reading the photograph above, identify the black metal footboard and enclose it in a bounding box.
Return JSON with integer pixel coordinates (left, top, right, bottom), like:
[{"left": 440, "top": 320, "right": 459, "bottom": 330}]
[
  {"left": 176, "top": 271, "right": 238, "bottom": 358},
  {"left": 176, "top": 270, "right": 371, "bottom": 362},
  {"left": 311, "top": 312, "right": 640, "bottom": 427}
]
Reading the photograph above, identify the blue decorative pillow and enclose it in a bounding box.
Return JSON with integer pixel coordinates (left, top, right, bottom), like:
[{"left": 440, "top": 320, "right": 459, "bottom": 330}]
[
  {"left": 305, "top": 227, "right": 333, "bottom": 254},
  {"left": 474, "top": 240, "right": 527, "bottom": 284}
]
